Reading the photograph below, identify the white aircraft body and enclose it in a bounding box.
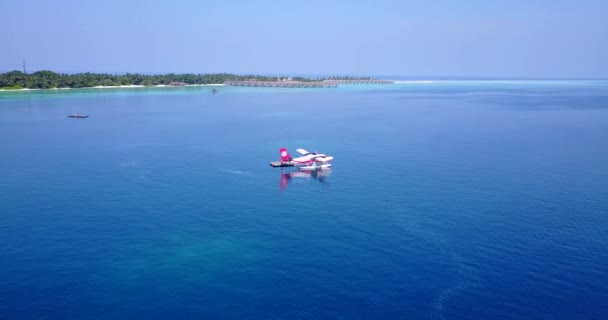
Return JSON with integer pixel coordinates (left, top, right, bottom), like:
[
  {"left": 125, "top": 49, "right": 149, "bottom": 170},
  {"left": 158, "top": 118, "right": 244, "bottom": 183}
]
[{"left": 279, "top": 148, "right": 333, "bottom": 170}]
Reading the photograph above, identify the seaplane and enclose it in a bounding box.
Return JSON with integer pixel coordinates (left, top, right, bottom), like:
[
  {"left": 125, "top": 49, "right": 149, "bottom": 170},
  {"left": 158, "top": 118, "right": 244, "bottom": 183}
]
[
  {"left": 270, "top": 148, "right": 334, "bottom": 170},
  {"left": 67, "top": 113, "right": 88, "bottom": 118}
]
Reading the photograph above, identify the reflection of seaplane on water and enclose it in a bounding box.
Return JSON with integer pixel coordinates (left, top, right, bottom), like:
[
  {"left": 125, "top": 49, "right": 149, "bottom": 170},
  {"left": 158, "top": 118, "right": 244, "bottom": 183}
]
[
  {"left": 280, "top": 167, "right": 331, "bottom": 190},
  {"left": 272, "top": 148, "right": 333, "bottom": 170}
]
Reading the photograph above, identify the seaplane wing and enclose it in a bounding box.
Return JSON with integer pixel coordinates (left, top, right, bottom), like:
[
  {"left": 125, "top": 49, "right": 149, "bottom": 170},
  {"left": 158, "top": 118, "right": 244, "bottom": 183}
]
[
  {"left": 296, "top": 148, "right": 310, "bottom": 155},
  {"left": 314, "top": 156, "right": 333, "bottom": 162}
]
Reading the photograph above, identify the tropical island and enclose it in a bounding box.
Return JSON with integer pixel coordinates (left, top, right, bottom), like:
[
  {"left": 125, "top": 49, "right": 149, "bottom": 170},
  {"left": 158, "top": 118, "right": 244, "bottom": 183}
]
[{"left": 0, "top": 70, "right": 389, "bottom": 90}]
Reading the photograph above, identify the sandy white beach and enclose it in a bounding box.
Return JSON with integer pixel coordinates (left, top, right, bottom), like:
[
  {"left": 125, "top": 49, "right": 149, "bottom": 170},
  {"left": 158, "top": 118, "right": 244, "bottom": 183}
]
[{"left": 0, "top": 83, "right": 225, "bottom": 92}]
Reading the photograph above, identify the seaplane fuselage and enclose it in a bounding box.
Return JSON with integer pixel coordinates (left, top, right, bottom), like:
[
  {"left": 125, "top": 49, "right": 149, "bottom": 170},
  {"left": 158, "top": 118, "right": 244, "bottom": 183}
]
[{"left": 279, "top": 148, "right": 333, "bottom": 170}]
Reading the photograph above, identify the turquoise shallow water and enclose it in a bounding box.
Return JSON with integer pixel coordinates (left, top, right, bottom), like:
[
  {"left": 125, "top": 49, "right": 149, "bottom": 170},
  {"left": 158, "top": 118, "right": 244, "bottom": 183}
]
[{"left": 1, "top": 82, "right": 608, "bottom": 319}]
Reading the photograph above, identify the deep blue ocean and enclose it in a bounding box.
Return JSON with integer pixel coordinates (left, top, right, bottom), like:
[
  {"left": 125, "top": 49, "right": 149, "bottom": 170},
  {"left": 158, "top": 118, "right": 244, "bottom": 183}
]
[{"left": 1, "top": 81, "right": 607, "bottom": 319}]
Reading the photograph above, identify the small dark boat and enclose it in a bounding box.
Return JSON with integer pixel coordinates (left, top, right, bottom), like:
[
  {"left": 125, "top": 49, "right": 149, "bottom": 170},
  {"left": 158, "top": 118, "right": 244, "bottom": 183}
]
[
  {"left": 68, "top": 113, "right": 88, "bottom": 118},
  {"left": 212, "top": 89, "right": 218, "bottom": 93}
]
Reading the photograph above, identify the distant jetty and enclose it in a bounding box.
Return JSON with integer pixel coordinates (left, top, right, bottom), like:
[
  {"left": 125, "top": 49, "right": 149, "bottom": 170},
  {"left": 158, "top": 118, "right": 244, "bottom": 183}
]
[
  {"left": 224, "top": 80, "right": 337, "bottom": 88},
  {"left": 322, "top": 79, "right": 394, "bottom": 85},
  {"left": 225, "top": 79, "right": 394, "bottom": 88}
]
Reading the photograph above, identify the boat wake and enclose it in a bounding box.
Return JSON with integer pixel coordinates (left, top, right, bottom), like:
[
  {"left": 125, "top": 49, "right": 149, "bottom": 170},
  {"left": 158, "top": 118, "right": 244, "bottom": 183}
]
[
  {"left": 396, "top": 215, "right": 479, "bottom": 320},
  {"left": 218, "top": 169, "right": 256, "bottom": 177},
  {"left": 426, "top": 231, "right": 479, "bottom": 320},
  {"left": 111, "top": 143, "right": 166, "bottom": 150}
]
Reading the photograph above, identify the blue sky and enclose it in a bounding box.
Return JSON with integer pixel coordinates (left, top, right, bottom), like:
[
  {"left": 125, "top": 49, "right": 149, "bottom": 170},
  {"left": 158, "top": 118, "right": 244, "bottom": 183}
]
[{"left": 2, "top": 0, "right": 607, "bottom": 78}]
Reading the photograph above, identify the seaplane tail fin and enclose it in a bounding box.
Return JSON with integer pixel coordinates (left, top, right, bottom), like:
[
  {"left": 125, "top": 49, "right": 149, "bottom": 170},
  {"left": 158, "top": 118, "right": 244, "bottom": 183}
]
[{"left": 280, "top": 148, "right": 291, "bottom": 162}]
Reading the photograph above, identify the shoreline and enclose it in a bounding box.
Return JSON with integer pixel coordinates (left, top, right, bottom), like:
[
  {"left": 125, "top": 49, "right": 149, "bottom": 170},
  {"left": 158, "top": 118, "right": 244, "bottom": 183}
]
[{"left": 0, "top": 83, "right": 225, "bottom": 92}]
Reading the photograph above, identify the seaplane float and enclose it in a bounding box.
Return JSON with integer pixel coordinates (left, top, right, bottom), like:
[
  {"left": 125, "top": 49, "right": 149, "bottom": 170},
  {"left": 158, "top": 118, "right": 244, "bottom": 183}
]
[{"left": 270, "top": 148, "right": 333, "bottom": 170}]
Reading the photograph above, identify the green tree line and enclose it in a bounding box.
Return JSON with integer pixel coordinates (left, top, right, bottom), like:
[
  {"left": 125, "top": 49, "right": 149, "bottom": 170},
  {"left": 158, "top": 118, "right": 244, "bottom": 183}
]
[{"left": 0, "top": 71, "right": 375, "bottom": 89}]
